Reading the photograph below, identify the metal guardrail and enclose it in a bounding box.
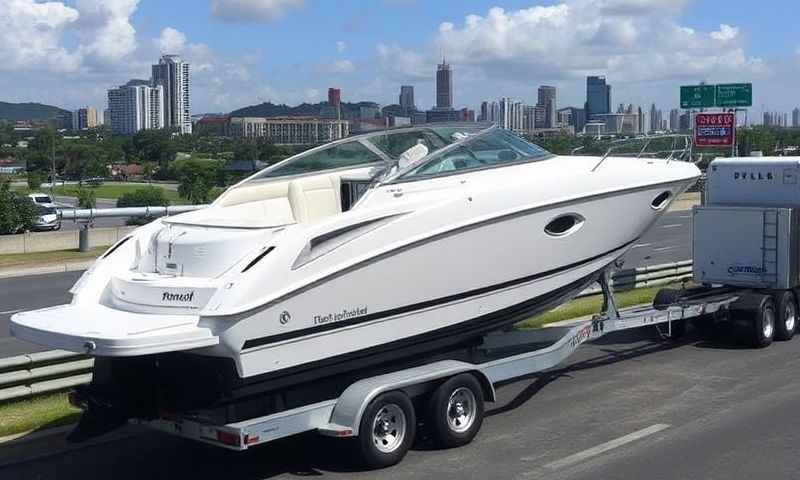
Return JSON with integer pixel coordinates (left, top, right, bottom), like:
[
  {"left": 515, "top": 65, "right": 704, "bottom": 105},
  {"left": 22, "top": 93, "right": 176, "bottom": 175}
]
[
  {"left": 0, "top": 260, "right": 694, "bottom": 403},
  {"left": 57, "top": 205, "right": 207, "bottom": 221}
]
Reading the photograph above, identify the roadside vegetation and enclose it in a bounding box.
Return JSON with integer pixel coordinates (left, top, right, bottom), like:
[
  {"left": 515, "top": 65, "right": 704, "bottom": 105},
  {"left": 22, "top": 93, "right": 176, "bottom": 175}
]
[
  {"left": 0, "top": 393, "right": 80, "bottom": 438},
  {"left": 0, "top": 180, "right": 39, "bottom": 235},
  {"left": 0, "top": 247, "right": 106, "bottom": 269}
]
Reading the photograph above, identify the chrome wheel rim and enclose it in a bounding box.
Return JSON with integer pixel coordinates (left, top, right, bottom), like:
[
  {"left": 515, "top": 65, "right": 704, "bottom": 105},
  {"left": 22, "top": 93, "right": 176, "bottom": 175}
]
[
  {"left": 785, "top": 302, "right": 796, "bottom": 333},
  {"left": 764, "top": 307, "right": 775, "bottom": 339},
  {"left": 371, "top": 403, "right": 406, "bottom": 453},
  {"left": 447, "top": 387, "right": 477, "bottom": 434}
]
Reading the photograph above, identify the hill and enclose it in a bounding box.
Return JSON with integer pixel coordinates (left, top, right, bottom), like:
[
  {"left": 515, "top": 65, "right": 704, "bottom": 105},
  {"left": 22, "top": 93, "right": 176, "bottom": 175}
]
[
  {"left": 229, "top": 101, "right": 379, "bottom": 119},
  {"left": 0, "top": 101, "right": 71, "bottom": 122}
]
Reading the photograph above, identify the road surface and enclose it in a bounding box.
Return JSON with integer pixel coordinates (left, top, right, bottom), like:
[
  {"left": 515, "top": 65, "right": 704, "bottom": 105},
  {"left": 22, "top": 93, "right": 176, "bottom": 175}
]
[{"left": 2, "top": 325, "right": 800, "bottom": 479}]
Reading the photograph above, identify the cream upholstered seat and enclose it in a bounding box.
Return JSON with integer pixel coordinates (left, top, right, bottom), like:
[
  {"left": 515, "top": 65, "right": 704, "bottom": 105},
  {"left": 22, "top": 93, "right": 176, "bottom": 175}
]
[
  {"left": 288, "top": 174, "right": 342, "bottom": 223},
  {"left": 215, "top": 173, "right": 343, "bottom": 225}
]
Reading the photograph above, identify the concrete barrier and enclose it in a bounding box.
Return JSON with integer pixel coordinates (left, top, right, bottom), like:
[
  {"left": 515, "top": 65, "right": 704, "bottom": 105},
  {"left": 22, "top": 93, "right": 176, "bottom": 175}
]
[{"left": 0, "top": 226, "right": 136, "bottom": 255}]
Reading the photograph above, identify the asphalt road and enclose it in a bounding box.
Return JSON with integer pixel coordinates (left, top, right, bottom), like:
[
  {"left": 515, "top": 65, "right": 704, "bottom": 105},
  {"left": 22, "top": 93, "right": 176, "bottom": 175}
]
[
  {"left": 3, "top": 325, "right": 800, "bottom": 479},
  {"left": 0, "top": 212, "right": 692, "bottom": 359}
]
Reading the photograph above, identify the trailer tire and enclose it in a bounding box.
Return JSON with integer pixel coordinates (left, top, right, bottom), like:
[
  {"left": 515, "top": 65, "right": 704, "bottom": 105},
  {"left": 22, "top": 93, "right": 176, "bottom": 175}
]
[
  {"left": 733, "top": 294, "right": 775, "bottom": 349},
  {"left": 357, "top": 391, "right": 416, "bottom": 469},
  {"left": 427, "top": 373, "right": 485, "bottom": 449},
  {"left": 773, "top": 290, "right": 797, "bottom": 341}
]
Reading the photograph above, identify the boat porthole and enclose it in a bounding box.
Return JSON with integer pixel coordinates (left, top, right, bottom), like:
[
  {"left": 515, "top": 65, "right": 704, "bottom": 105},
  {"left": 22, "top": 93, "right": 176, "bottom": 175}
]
[
  {"left": 651, "top": 191, "right": 672, "bottom": 210},
  {"left": 544, "top": 214, "right": 585, "bottom": 237}
]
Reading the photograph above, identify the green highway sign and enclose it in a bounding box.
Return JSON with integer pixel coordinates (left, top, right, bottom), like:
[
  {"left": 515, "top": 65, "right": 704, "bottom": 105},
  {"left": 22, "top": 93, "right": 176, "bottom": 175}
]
[
  {"left": 716, "top": 83, "right": 752, "bottom": 107},
  {"left": 681, "top": 85, "right": 716, "bottom": 109}
]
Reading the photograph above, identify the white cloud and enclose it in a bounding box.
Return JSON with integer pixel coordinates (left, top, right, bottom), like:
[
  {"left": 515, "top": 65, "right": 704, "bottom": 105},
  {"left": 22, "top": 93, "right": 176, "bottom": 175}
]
[
  {"left": 75, "top": 0, "right": 140, "bottom": 66},
  {"left": 377, "top": 43, "right": 430, "bottom": 79},
  {"left": 710, "top": 24, "right": 739, "bottom": 42},
  {"left": 0, "top": 0, "right": 81, "bottom": 72},
  {"left": 318, "top": 59, "right": 355, "bottom": 74},
  {"left": 336, "top": 41, "right": 347, "bottom": 53},
  {"left": 304, "top": 88, "right": 320, "bottom": 101},
  {"left": 211, "top": 0, "right": 304, "bottom": 23},
  {"left": 429, "top": 1, "right": 766, "bottom": 84},
  {"left": 156, "top": 27, "right": 187, "bottom": 53}
]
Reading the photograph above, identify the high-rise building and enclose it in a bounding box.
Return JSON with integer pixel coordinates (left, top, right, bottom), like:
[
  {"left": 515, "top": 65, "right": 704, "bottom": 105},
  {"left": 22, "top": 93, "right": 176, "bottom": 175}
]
[
  {"left": 399, "top": 86, "right": 415, "bottom": 110},
  {"left": 537, "top": 85, "right": 557, "bottom": 129},
  {"left": 328, "top": 88, "right": 341, "bottom": 106},
  {"left": 436, "top": 60, "right": 453, "bottom": 110},
  {"left": 793, "top": 108, "right": 800, "bottom": 128},
  {"left": 586, "top": 76, "right": 611, "bottom": 119},
  {"left": 649, "top": 104, "right": 657, "bottom": 132},
  {"left": 72, "top": 107, "right": 98, "bottom": 130},
  {"left": 151, "top": 54, "right": 191, "bottom": 134},
  {"left": 108, "top": 81, "right": 165, "bottom": 135},
  {"left": 103, "top": 109, "right": 111, "bottom": 127},
  {"left": 669, "top": 109, "right": 680, "bottom": 131}
]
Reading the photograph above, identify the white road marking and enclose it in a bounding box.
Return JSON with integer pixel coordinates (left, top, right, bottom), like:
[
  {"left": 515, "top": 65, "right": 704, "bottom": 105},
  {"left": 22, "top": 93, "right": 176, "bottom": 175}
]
[
  {"left": 660, "top": 224, "right": 683, "bottom": 229},
  {"left": 654, "top": 246, "right": 677, "bottom": 252},
  {"left": 632, "top": 243, "right": 652, "bottom": 249},
  {"left": 544, "top": 424, "right": 670, "bottom": 470},
  {"left": 0, "top": 309, "right": 21, "bottom": 315}
]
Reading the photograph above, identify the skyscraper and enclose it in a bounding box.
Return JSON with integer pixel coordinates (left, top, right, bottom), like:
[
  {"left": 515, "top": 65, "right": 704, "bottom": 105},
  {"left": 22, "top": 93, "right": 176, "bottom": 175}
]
[
  {"left": 436, "top": 60, "right": 453, "bottom": 110},
  {"left": 649, "top": 104, "right": 657, "bottom": 132},
  {"left": 670, "top": 109, "right": 680, "bottom": 131},
  {"left": 793, "top": 108, "right": 800, "bottom": 128},
  {"left": 586, "top": 76, "right": 611, "bottom": 119},
  {"left": 72, "top": 107, "right": 98, "bottom": 130},
  {"left": 151, "top": 55, "right": 191, "bottom": 134},
  {"left": 328, "top": 88, "right": 341, "bottom": 106},
  {"left": 537, "top": 86, "right": 557, "bottom": 129},
  {"left": 108, "top": 81, "right": 165, "bottom": 135},
  {"left": 399, "top": 86, "right": 415, "bottom": 110}
]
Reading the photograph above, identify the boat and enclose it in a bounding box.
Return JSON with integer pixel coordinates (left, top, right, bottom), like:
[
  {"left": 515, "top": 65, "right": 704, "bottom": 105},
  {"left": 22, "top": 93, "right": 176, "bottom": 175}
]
[{"left": 10, "top": 124, "right": 700, "bottom": 438}]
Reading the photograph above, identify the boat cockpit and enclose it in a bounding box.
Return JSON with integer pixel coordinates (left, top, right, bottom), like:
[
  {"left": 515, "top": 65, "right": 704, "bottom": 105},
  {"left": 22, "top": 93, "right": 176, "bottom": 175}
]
[{"left": 174, "top": 124, "right": 552, "bottom": 229}]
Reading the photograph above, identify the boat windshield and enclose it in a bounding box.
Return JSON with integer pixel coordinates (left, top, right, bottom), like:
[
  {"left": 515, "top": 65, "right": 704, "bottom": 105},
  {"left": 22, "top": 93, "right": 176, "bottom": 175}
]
[
  {"left": 247, "top": 124, "right": 489, "bottom": 182},
  {"left": 387, "top": 128, "right": 554, "bottom": 182}
]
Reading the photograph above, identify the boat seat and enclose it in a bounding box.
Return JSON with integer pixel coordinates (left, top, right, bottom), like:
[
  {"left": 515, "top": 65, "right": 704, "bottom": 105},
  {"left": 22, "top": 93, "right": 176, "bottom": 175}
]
[{"left": 288, "top": 174, "right": 342, "bottom": 223}]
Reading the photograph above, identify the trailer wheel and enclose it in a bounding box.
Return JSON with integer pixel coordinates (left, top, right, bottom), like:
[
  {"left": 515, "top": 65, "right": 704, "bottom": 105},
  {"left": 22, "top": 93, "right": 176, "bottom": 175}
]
[
  {"left": 357, "top": 391, "right": 416, "bottom": 469},
  {"left": 773, "top": 290, "right": 797, "bottom": 341},
  {"left": 427, "top": 373, "right": 485, "bottom": 449},
  {"left": 733, "top": 295, "right": 776, "bottom": 349}
]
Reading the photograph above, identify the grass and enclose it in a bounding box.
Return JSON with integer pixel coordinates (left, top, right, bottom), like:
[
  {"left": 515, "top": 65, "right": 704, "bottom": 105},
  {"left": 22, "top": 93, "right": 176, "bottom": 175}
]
[
  {"left": 0, "top": 393, "right": 81, "bottom": 438},
  {"left": 515, "top": 285, "right": 669, "bottom": 330},
  {"left": 52, "top": 184, "right": 188, "bottom": 204},
  {"left": 0, "top": 247, "right": 106, "bottom": 269},
  {"left": 12, "top": 183, "right": 189, "bottom": 204}
]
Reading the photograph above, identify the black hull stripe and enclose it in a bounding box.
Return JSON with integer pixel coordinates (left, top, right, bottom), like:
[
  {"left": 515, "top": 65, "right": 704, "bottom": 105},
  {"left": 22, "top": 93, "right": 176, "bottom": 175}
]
[{"left": 241, "top": 238, "right": 635, "bottom": 350}]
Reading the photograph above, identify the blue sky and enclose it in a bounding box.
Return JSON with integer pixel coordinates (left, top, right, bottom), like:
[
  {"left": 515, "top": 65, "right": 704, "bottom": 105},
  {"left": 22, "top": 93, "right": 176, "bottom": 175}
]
[{"left": 1, "top": 0, "right": 798, "bottom": 119}]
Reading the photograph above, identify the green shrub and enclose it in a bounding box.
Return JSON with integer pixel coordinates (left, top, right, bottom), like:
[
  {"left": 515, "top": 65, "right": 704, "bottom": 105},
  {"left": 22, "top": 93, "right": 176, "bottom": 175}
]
[
  {"left": 27, "top": 171, "right": 45, "bottom": 190},
  {"left": 117, "top": 187, "right": 171, "bottom": 226},
  {"left": 0, "top": 180, "right": 39, "bottom": 234}
]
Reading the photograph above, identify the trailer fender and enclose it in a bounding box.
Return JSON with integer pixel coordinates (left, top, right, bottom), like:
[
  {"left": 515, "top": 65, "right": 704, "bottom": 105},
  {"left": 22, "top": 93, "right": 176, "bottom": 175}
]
[{"left": 323, "top": 360, "right": 495, "bottom": 437}]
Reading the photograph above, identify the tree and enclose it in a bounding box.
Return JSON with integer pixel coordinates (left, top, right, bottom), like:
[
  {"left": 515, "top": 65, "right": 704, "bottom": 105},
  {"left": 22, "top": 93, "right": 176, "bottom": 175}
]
[
  {"left": 132, "top": 129, "right": 176, "bottom": 172},
  {"left": 171, "top": 158, "right": 222, "bottom": 204},
  {"left": 76, "top": 187, "right": 96, "bottom": 209},
  {"left": 27, "top": 171, "right": 45, "bottom": 190},
  {"left": 0, "top": 180, "right": 39, "bottom": 234},
  {"left": 142, "top": 162, "right": 156, "bottom": 183}
]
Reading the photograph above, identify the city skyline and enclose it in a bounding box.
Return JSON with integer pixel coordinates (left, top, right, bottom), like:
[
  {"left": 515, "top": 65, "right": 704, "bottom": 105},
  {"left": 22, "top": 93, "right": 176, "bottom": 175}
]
[{"left": 1, "top": 1, "right": 799, "bottom": 118}]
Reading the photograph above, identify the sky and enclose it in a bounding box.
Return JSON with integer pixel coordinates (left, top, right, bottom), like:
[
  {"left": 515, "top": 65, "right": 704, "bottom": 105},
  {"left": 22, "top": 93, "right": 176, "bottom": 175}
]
[{"left": 1, "top": 0, "right": 799, "bottom": 118}]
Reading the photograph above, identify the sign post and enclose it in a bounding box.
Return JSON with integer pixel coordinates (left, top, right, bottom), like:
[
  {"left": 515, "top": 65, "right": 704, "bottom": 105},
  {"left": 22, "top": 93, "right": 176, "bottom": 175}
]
[{"left": 695, "top": 113, "right": 736, "bottom": 149}]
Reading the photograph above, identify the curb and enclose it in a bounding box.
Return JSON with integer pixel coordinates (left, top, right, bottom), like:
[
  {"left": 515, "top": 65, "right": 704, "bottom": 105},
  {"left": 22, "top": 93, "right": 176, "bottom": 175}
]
[{"left": 0, "top": 260, "right": 95, "bottom": 279}]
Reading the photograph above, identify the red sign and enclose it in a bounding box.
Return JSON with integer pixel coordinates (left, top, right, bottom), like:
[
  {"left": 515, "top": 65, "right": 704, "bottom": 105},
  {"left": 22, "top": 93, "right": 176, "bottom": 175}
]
[{"left": 695, "top": 113, "right": 735, "bottom": 147}]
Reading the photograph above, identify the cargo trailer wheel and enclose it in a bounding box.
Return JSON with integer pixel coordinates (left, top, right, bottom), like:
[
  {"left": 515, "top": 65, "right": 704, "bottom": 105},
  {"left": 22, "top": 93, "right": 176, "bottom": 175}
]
[
  {"left": 734, "top": 295, "right": 775, "bottom": 349},
  {"left": 773, "top": 291, "right": 797, "bottom": 341},
  {"left": 357, "top": 391, "right": 416, "bottom": 469},
  {"left": 427, "top": 373, "right": 485, "bottom": 449}
]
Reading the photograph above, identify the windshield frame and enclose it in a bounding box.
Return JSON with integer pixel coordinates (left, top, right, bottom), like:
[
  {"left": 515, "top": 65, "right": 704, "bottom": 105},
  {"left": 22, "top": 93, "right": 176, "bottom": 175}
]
[{"left": 380, "top": 124, "right": 555, "bottom": 185}]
